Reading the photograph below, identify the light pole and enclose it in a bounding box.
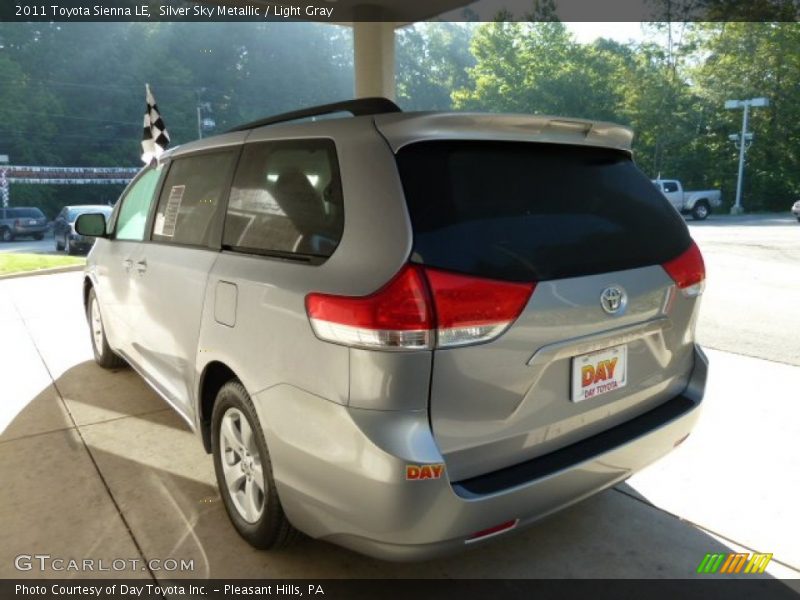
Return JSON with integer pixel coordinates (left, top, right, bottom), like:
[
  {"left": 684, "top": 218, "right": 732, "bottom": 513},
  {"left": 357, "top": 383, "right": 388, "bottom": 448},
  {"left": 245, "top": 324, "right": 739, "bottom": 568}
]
[
  {"left": 195, "top": 89, "right": 215, "bottom": 140},
  {"left": 724, "top": 97, "right": 769, "bottom": 215}
]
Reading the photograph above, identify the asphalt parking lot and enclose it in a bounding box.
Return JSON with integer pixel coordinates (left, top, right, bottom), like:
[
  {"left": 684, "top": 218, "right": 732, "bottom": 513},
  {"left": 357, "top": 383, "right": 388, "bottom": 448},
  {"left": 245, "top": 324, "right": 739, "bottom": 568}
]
[
  {"left": 0, "top": 233, "right": 57, "bottom": 255},
  {"left": 1, "top": 214, "right": 799, "bottom": 582},
  {"left": 690, "top": 215, "right": 800, "bottom": 366}
]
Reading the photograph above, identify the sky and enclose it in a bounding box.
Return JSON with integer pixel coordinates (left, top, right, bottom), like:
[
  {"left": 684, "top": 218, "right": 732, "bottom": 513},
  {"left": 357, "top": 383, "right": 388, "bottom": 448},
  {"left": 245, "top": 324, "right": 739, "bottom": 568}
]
[{"left": 565, "top": 22, "right": 646, "bottom": 44}]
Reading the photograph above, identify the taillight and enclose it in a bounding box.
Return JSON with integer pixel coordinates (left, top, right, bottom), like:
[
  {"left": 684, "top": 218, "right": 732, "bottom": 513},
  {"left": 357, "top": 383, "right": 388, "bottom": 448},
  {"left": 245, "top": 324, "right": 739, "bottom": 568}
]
[
  {"left": 305, "top": 265, "right": 535, "bottom": 351},
  {"left": 424, "top": 267, "right": 535, "bottom": 348},
  {"left": 662, "top": 241, "right": 705, "bottom": 297},
  {"left": 306, "top": 265, "right": 434, "bottom": 351}
]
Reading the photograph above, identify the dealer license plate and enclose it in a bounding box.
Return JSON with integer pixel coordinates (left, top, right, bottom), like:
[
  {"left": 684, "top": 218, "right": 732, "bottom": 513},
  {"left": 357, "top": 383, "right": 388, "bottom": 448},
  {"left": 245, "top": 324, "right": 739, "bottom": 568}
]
[{"left": 571, "top": 344, "right": 627, "bottom": 402}]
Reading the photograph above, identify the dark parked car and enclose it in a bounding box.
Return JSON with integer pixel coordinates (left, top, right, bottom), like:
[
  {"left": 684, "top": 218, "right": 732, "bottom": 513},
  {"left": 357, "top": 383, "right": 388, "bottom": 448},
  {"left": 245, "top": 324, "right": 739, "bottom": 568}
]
[
  {"left": 0, "top": 207, "right": 48, "bottom": 241},
  {"left": 54, "top": 205, "right": 113, "bottom": 254}
]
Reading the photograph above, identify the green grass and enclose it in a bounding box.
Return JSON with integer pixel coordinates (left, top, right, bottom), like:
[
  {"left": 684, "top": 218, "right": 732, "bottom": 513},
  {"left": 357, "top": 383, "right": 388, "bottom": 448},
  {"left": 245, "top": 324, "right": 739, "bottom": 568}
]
[{"left": 0, "top": 253, "right": 85, "bottom": 276}]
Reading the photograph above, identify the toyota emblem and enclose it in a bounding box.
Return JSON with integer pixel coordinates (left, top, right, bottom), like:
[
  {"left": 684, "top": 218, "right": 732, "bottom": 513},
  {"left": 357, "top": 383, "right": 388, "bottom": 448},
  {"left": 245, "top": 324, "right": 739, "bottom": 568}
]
[{"left": 600, "top": 286, "right": 627, "bottom": 315}]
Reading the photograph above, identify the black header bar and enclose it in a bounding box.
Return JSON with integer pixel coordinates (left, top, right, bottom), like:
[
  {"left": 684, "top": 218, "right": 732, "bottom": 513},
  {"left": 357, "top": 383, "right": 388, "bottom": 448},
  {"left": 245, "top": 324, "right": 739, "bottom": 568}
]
[{"left": 1, "top": 0, "right": 798, "bottom": 22}]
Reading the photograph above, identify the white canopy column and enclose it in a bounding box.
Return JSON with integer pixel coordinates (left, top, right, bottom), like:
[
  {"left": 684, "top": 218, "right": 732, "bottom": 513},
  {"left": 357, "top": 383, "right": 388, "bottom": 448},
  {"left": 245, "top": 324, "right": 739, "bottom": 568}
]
[{"left": 352, "top": 22, "right": 397, "bottom": 100}]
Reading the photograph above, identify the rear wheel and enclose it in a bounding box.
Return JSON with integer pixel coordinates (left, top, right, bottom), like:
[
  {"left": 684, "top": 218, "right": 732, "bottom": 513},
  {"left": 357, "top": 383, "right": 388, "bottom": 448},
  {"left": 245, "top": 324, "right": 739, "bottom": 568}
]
[
  {"left": 1, "top": 228, "right": 13, "bottom": 242},
  {"left": 87, "top": 288, "right": 125, "bottom": 369},
  {"left": 33, "top": 233, "right": 44, "bottom": 241},
  {"left": 212, "top": 380, "right": 297, "bottom": 550},
  {"left": 692, "top": 201, "right": 710, "bottom": 220}
]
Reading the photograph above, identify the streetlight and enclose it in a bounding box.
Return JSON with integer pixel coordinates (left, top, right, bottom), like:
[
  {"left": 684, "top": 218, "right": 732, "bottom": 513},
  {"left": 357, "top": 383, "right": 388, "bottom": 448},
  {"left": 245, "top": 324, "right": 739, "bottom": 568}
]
[
  {"left": 724, "top": 97, "right": 769, "bottom": 215},
  {"left": 195, "top": 88, "right": 215, "bottom": 139}
]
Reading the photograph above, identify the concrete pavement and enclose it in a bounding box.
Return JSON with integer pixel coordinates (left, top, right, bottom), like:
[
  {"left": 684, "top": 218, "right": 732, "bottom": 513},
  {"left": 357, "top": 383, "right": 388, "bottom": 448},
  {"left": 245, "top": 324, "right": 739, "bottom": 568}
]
[{"left": 1, "top": 263, "right": 799, "bottom": 580}]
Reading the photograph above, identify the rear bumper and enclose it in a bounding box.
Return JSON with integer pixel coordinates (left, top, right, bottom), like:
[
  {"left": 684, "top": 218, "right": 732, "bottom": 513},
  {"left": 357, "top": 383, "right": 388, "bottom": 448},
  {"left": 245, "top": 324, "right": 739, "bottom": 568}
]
[
  {"left": 68, "top": 234, "right": 94, "bottom": 251},
  {"left": 12, "top": 226, "right": 47, "bottom": 236},
  {"left": 254, "top": 345, "right": 707, "bottom": 561}
]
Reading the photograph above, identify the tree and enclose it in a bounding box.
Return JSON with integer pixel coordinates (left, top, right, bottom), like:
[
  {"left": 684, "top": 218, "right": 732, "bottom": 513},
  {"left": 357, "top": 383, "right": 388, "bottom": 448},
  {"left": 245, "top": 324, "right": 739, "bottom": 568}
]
[
  {"left": 0, "top": 22, "right": 355, "bottom": 216},
  {"left": 396, "top": 22, "right": 475, "bottom": 111},
  {"left": 453, "top": 21, "right": 626, "bottom": 120},
  {"left": 689, "top": 23, "right": 800, "bottom": 209}
]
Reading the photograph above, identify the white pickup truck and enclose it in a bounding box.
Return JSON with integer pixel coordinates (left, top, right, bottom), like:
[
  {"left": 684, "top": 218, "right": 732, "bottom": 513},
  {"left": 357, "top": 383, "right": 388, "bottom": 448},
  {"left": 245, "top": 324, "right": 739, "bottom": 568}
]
[{"left": 652, "top": 179, "right": 722, "bottom": 220}]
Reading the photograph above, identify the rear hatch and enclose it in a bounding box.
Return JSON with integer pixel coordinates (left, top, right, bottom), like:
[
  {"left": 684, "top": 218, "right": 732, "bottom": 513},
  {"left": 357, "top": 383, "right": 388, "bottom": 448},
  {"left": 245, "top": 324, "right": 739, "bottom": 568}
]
[
  {"left": 395, "top": 140, "right": 701, "bottom": 481},
  {"left": 12, "top": 208, "right": 47, "bottom": 229}
]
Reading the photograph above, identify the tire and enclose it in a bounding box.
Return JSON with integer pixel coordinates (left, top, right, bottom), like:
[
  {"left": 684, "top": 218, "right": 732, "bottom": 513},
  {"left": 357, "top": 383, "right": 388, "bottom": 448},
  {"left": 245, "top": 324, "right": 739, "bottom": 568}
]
[
  {"left": 691, "top": 201, "right": 710, "bottom": 221},
  {"left": 55, "top": 234, "right": 64, "bottom": 251},
  {"left": 33, "top": 234, "right": 44, "bottom": 241},
  {"left": 86, "top": 288, "right": 126, "bottom": 369},
  {"left": 1, "top": 228, "right": 14, "bottom": 242},
  {"left": 212, "top": 380, "right": 298, "bottom": 550},
  {"left": 796, "top": 217, "right": 800, "bottom": 223}
]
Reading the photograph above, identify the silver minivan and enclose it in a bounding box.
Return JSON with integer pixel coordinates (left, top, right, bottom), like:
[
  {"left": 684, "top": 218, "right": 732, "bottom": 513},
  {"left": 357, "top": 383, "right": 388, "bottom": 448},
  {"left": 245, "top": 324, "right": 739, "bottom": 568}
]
[{"left": 78, "top": 98, "right": 708, "bottom": 561}]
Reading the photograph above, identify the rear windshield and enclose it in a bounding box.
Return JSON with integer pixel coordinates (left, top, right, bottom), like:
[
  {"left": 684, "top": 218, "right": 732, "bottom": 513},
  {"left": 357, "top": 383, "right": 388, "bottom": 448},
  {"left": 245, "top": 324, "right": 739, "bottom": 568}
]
[
  {"left": 396, "top": 141, "right": 691, "bottom": 282},
  {"left": 10, "top": 208, "right": 45, "bottom": 219}
]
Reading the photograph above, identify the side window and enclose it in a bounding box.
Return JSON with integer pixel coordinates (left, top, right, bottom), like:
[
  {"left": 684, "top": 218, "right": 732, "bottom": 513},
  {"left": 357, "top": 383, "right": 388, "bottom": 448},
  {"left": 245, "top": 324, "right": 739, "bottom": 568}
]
[
  {"left": 152, "top": 151, "right": 237, "bottom": 247},
  {"left": 663, "top": 181, "right": 679, "bottom": 193},
  {"left": 223, "top": 139, "right": 343, "bottom": 258},
  {"left": 115, "top": 167, "right": 162, "bottom": 241}
]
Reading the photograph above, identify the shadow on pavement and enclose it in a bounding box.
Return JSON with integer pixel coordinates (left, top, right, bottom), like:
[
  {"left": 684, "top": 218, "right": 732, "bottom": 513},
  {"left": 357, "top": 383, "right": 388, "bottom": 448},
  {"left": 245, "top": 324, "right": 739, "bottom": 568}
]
[
  {"left": 0, "top": 359, "right": 796, "bottom": 584},
  {"left": 54, "top": 361, "right": 180, "bottom": 430}
]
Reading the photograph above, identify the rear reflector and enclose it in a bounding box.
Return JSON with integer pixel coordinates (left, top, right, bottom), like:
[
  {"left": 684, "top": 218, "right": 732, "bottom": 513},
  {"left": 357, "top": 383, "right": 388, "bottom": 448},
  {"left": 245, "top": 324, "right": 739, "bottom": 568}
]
[
  {"left": 465, "top": 519, "right": 519, "bottom": 544},
  {"left": 306, "top": 265, "right": 535, "bottom": 351},
  {"left": 662, "top": 241, "right": 705, "bottom": 297}
]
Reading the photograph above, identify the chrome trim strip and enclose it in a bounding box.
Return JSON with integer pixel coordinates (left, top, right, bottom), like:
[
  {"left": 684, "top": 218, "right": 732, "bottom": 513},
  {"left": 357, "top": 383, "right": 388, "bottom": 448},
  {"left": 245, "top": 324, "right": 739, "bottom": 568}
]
[{"left": 526, "top": 317, "right": 672, "bottom": 368}]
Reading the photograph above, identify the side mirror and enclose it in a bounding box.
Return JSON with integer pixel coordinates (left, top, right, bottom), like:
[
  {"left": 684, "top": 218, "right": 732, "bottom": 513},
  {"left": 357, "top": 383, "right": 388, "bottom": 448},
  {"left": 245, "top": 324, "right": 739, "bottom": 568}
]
[{"left": 75, "top": 213, "right": 108, "bottom": 237}]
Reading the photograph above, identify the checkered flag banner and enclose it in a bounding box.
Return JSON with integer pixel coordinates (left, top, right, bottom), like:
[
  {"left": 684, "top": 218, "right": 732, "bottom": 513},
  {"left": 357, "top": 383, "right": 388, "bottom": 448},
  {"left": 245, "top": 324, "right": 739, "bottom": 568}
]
[
  {"left": 141, "top": 83, "right": 170, "bottom": 164},
  {"left": 0, "top": 169, "right": 9, "bottom": 208}
]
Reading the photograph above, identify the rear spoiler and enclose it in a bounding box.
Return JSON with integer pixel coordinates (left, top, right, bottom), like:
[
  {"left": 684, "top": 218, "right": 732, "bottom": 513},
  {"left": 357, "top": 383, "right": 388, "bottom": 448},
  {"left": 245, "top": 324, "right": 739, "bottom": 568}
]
[{"left": 374, "top": 112, "right": 634, "bottom": 155}]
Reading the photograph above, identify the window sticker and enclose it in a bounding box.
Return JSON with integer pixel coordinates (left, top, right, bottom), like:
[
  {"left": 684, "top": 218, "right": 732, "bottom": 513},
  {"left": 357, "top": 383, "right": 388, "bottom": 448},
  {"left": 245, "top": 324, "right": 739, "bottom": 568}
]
[{"left": 155, "top": 184, "right": 185, "bottom": 237}]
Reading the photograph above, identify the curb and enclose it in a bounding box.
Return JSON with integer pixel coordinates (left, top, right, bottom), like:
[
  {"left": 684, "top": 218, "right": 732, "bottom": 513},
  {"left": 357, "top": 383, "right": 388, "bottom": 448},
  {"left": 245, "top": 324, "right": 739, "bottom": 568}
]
[{"left": 0, "top": 264, "right": 85, "bottom": 281}]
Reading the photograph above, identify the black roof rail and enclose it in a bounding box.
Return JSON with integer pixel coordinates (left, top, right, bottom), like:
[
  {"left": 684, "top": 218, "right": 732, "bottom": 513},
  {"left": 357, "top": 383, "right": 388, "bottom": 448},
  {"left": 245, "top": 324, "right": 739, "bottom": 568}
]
[{"left": 228, "top": 97, "right": 402, "bottom": 133}]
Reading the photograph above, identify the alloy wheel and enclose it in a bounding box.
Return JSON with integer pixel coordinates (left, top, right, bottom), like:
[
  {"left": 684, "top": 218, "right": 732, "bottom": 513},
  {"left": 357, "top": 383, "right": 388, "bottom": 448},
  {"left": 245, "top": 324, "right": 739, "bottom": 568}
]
[
  {"left": 90, "top": 297, "right": 104, "bottom": 356},
  {"left": 219, "top": 407, "right": 266, "bottom": 523}
]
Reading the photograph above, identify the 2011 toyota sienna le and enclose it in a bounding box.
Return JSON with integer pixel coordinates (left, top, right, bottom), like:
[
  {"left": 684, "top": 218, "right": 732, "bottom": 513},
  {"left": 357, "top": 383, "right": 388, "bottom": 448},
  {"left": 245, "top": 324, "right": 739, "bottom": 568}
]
[{"left": 77, "top": 98, "right": 708, "bottom": 561}]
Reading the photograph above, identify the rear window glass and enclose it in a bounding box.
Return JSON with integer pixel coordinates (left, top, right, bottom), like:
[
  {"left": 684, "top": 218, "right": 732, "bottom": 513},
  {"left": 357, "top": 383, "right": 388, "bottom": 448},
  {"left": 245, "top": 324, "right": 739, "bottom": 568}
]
[
  {"left": 10, "top": 208, "right": 44, "bottom": 219},
  {"left": 662, "top": 181, "right": 680, "bottom": 193},
  {"left": 396, "top": 141, "right": 691, "bottom": 282},
  {"left": 223, "top": 139, "right": 343, "bottom": 259}
]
